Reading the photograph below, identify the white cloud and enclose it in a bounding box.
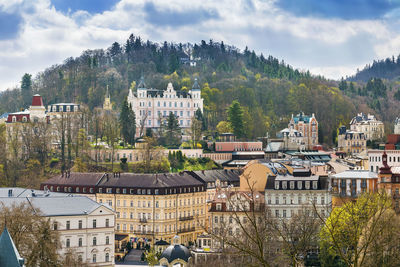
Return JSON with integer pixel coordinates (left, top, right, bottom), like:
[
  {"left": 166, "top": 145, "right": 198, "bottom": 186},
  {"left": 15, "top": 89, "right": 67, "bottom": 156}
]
[{"left": 0, "top": 0, "right": 399, "bottom": 91}]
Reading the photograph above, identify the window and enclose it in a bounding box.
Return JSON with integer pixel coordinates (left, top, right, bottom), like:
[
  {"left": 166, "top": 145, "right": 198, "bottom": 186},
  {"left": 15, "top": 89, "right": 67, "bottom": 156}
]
[
  {"left": 290, "top": 181, "right": 295, "bottom": 189},
  {"left": 282, "top": 181, "right": 287, "bottom": 189},
  {"left": 78, "top": 220, "right": 82, "bottom": 229},
  {"left": 321, "top": 196, "right": 325, "bottom": 205},
  {"left": 53, "top": 222, "right": 58, "bottom": 230},
  {"left": 106, "top": 218, "right": 109, "bottom": 227},
  {"left": 275, "top": 210, "right": 279, "bottom": 217},
  {"left": 105, "top": 253, "right": 110, "bottom": 262},
  {"left": 78, "top": 238, "right": 82, "bottom": 247},
  {"left": 275, "top": 196, "right": 279, "bottom": 204},
  {"left": 297, "top": 181, "right": 302, "bottom": 189},
  {"left": 275, "top": 181, "right": 280, "bottom": 190},
  {"left": 92, "top": 254, "right": 96, "bottom": 263},
  {"left": 93, "top": 219, "right": 97, "bottom": 228},
  {"left": 312, "top": 181, "right": 318, "bottom": 189},
  {"left": 214, "top": 216, "right": 218, "bottom": 223},
  {"left": 106, "top": 236, "right": 110, "bottom": 245},
  {"left": 305, "top": 181, "right": 310, "bottom": 189},
  {"left": 66, "top": 221, "right": 70, "bottom": 230},
  {"left": 283, "top": 210, "right": 287, "bottom": 218},
  {"left": 66, "top": 238, "right": 70, "bottom": 248},
  {"left": 93, "top": 237, "right": 97, "bottom": 246}
]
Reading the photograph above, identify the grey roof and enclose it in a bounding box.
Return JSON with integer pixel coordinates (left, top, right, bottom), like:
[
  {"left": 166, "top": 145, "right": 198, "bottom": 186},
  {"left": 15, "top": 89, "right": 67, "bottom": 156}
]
[
  {"left": 331, "top": 170, "right": 378, "bottom": 179},
  {"left": 0, "top": 188, "right": 66, "bottom": 198},
  {"left": 0, "top": 113, "right": 9, "bottom": 119},
  {"left": 265, "top": 141, "right": 284, "bottom": 152},
  {"left": 0, "top": 227, "right": 24, "bottom": 267},
  {"left": 161, "top": 244, "right": 191, "bottom": 263},
  {"left": 192, "top": 78, "right": 200, "bottom": 90},
  {"left": 42, "top": 172, "right": 105, "bottom": 186},
  {"left": 189, "top": 169, "right": 240, "bottom": 184},
  {"left": 0, "top": 188, "right": 112, "bottom": 217},
  {"left": 99, "top": 172, "right": 204, "bottom": 188}
]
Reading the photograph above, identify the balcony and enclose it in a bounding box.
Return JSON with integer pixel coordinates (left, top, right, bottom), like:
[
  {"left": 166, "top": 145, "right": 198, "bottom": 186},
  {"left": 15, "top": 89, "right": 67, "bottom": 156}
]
[
  {"left": 179, "top": 216, "right": 194, "bottom": 221},
  {"left": 139, "top": 218, "right": 148, "bottom": 223},
  {"left": 133, "top": 230, "right": 154, "bottom": 235},
  {"left": 178, "top": 227, "right": 195, "bottom": 234}
]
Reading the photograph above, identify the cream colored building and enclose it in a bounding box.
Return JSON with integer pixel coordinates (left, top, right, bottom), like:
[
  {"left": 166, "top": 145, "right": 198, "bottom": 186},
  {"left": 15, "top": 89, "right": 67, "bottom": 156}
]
[
  {"left": 337, "top": 126, "right": 366, "bottom": 155},
  {"left": 350, "top": 113, "right": 384, "bottom": 141}
]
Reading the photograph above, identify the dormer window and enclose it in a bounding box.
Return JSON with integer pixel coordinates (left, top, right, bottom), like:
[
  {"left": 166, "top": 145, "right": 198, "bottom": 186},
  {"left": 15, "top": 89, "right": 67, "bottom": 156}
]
[
  {"left": 12, "top": 116, "right": 16, "bottom": 122},
  {"left": 275, "top": 181, "right": 280, "bottom": 190},
  {"left": 290, "top": 181, "right": 295, "bottom": 189},
  {"left": 297, "top": 181, "right": 302, "bottom": 189},
  {"left": 22, "top": 116, "right": 27, "bottom": 122},
  {"left": 305, "top": 181, "right": 310, "bottom": 190},
  {"left": 282, "top": 181, "right": 287, "bottom": 189},
  {"left": 312, "top": 181, "right": 318, "bottom": 189},
  {"left": 66, "top": 106, "right": 70, "bottom": 112}
]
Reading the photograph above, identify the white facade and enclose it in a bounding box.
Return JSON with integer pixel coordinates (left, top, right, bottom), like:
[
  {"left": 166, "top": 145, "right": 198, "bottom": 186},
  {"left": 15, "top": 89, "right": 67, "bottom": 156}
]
[
  {"left": 127, "top": 78, "right": 203, "bottom": 133},
  {"left": 265, "top": 187, "right": 331, "bottom": 219},
  {"left": 395, "top": 117, "right": 400, "bottom": 135},
  {"left": 52, "top": 205, "right": 115, "bottom": 266},
  {"left": 350, "top": 113, "right": 384, "bottom": 141},
  {"left": 368, "top": 150, "right": 400, "bottom": 173}
]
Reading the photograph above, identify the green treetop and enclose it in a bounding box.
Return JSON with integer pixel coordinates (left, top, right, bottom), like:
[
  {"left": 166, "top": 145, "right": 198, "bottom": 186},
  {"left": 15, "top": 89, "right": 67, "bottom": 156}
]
[{"left": 228, "top": 100, "right": 245, "bottom": 138}]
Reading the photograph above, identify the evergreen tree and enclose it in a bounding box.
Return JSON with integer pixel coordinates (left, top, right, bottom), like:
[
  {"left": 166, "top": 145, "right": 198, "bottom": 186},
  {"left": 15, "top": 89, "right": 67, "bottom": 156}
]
[
  {"left": 163, "top": 112, "right": 181, "bottom": 147},
  {"left": 195, "top": 108, "right": 207, "bottom": 131},
  {"left": 228, "top": 100, "right": 245, "bottom": 138},
  {"left": 21, "top": 73, "right": 32, "bottom": 107},
  {"left": 119, "top": 98, "right": 136, "bottom": 145}
]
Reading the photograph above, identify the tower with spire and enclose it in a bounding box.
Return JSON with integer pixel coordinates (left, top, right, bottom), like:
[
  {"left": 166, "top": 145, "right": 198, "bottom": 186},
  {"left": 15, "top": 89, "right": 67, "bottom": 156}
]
[{"left": 103, "top": 85, "right": 113, "bottom": 111}]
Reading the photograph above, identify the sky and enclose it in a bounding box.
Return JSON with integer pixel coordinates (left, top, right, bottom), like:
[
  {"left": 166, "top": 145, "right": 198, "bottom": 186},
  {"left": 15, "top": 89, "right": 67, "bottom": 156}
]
[{"left": 1, "top": 0, "right": 400, "bottom": 91}]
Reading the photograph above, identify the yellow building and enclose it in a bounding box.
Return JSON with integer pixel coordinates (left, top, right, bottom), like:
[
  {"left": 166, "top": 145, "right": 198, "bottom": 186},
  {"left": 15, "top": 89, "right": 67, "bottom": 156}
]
[{"left": 94, "top": 172, "right": 206, "bottom": 250}]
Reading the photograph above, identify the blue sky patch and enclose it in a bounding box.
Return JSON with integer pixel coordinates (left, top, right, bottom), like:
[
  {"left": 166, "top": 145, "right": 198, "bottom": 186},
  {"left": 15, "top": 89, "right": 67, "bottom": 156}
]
[
  {"left": 0, "top": 11, "right": 23, "bottom": 40},
  {"left": 143, "top": 2, "right": 219, "bottom": 27},
  {"left": 276, "top": 0, "right": 398, "bottom": 20},
  {"left": 51, "top": 0, "right": 119, "bottom": 14}
]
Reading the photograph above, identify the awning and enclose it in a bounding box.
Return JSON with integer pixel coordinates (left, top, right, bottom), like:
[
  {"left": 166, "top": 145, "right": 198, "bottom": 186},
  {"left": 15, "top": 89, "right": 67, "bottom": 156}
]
[{"left": 115, "top": 234, "right": 129, "bottom": 241}]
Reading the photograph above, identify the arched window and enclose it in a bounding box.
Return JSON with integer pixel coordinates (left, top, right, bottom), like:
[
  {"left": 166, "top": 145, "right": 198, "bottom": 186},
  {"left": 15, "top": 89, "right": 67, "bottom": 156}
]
[
  {"left": 12, "top": 116, "right": 16, "bottom": 122},
  {"left": 105, "top": 253, "right": 109, "bottom": 262}
]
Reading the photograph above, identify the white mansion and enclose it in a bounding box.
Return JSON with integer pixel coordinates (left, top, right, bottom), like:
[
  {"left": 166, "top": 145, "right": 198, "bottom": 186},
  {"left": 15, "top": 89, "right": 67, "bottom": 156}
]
[{"left": 127, "top": 77, "right": 203, "bottom": 134}]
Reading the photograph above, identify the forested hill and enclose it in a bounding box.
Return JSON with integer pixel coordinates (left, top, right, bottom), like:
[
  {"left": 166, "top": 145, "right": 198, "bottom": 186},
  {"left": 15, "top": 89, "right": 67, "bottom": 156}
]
[
  {"left": 348, "top": 54, "right": 400, "bottom": 82},
  {"left": 2, "top": 34, "right": 396, "bottom": 145}
]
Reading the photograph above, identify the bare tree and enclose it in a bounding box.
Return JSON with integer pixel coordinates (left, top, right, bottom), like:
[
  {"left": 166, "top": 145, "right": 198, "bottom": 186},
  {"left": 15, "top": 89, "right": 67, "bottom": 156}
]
[{"left": 0, "top": 202, "right": 60, "bottom": 267}]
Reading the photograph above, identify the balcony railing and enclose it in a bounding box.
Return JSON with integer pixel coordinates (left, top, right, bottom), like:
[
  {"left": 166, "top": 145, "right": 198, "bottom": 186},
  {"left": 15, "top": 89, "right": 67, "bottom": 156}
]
[
  {"left": 133, "top": 230, "right": 154, "bottom": 235},
  {"left": 177, "top": 227, "right": 195, "bottom": 234},
  {"left": 139, "top": 218, "right": 148, "bottom": 223},
  {"left": 179, "top": 216, "right": 194, "bottom": 221}
]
